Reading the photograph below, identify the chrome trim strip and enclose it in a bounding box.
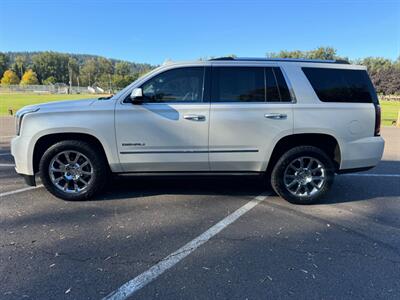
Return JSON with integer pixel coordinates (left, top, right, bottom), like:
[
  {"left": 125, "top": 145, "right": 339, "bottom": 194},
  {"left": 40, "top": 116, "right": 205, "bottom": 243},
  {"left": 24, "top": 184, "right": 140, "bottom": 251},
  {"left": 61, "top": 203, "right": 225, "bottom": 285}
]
[
  {"left": 210, "top": 149, "right": 259, "bottom": 153},
  {"left": 120, "top": 149, "right": 259, "bottom": 154}
]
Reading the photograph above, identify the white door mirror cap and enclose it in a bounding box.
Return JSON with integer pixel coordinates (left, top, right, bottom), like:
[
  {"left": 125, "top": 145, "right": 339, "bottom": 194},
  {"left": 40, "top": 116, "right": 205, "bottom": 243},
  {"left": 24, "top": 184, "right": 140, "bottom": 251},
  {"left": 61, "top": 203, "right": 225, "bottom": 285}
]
[{"left": 130, "top": 87, "right": 143, "bottom": 99}]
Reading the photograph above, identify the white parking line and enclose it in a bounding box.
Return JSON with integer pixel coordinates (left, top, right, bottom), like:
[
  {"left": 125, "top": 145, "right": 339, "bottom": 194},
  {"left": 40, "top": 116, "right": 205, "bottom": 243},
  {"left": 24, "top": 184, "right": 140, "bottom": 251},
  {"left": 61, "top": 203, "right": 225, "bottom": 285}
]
[
  {"left": 0, "top": 185, "right": 43, "bottom": 197},
  {"left": 0, "top": 163, "right": 15, "bottom": 167},
  {"left": 103, "top": 194, "right": 268, "bottom": 300},
  {"left": 341, "top": 173, "right": 400, "bottom": 178}
]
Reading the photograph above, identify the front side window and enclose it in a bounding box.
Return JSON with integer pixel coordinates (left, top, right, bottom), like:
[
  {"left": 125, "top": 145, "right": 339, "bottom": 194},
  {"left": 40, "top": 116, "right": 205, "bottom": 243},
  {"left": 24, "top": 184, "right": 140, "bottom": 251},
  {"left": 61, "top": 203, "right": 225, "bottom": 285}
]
[
  {"left": 302, "top": 67, "right": 378, "bottom": 103},
  {"left": 211, "top": 67, "right": 265, "bottom": 102},
  {"left": 141, "top": 67, "right": 204, "bottom": 103}
]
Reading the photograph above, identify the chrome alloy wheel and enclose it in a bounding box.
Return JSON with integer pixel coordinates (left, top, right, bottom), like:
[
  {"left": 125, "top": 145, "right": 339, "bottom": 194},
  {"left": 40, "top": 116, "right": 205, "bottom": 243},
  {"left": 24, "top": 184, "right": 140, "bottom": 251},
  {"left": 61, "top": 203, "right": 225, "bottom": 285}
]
[
  {"left": 48, "top": 150, "right": 93, "bottom": 194},
  {"left": 283, "top": 156, "right": 326, "bottom": 197}
]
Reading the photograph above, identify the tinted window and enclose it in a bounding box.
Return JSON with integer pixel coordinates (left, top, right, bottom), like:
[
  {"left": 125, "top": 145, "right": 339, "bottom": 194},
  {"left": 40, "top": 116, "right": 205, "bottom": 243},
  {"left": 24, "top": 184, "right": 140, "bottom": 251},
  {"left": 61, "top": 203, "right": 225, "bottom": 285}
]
[
  {"left": 212, "top": 67, "right": 265, "bottom": 102},
  {"left": 265, "top": 67, "right": 280, "bottom": 101},
  {"left": 273, "top": 67, "right": 292, "bottom": 101},
  {"left": 302, "top": 67, "right": 377, "bottom": 103},
  {"left": 141, "top": 67, "right": 204, "bottom": 103}
]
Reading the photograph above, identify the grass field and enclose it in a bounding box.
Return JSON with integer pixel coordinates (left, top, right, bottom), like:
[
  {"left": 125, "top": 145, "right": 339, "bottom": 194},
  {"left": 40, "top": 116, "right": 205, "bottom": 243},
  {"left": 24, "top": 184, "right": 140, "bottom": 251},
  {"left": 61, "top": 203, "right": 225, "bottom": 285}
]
[
  {"left": 0, "top": 93, "right": 399, "bottom": 126},
  {"left": 380, "top": 100, "right": 400, "bottom": 126},
  {"left": 0, "top": 93, "right": 102, "bottom": 116}
]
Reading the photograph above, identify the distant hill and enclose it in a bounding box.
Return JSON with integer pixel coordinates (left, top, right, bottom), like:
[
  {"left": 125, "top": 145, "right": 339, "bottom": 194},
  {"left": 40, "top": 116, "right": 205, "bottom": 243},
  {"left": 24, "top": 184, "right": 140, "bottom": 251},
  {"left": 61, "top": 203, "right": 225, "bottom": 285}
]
[
  {"left": 0, "top": 51, "right": 155, "bottom": 88},
  {"left": 4, "top": 51, "right": 154, "bottom": 74}
]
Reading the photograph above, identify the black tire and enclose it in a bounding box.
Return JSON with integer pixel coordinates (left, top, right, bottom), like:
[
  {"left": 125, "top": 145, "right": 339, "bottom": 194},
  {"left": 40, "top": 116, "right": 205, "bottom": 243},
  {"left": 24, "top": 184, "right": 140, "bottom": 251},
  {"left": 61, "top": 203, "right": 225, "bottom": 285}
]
[
  {"left": 271, "top": 146, "right": 335, "bottom": 204},
  {"left": 39, "top": 140, "right": 108, "bottom": 201}
]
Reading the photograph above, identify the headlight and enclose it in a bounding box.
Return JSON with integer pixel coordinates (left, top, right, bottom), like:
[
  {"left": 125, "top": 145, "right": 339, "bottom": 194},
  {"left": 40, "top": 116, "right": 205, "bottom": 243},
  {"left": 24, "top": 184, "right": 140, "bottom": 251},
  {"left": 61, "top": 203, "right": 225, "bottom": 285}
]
[{"left": 15, "top": 108, "right": 40, "bottom": 136}]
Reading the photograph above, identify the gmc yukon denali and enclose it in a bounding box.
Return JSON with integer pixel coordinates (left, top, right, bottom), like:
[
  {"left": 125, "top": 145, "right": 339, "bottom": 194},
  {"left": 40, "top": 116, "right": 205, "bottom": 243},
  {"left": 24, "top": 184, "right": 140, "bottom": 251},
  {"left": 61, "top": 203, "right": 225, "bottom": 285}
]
[{"left": 11, "top": 57, "right": 385, "bottom": 204}]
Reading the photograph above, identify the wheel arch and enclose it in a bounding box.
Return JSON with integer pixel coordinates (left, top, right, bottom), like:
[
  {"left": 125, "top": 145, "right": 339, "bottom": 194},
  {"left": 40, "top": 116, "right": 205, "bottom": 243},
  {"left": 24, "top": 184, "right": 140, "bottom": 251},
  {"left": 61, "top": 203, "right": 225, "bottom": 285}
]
[
  {"left": 33, "top": 132, "right": 111, "bottom": 174},
  {"left": 265, "top": 133, "right": 341, "bottom": 176}
]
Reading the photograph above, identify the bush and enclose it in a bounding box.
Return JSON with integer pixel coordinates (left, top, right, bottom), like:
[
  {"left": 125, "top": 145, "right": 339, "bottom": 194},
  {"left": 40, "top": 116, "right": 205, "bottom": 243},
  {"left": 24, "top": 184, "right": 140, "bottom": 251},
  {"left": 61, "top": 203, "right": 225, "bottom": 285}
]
[
  {"left": 20, "top": 69, "right": 39, "bottom": 85},
  {"left": 1, "top": 69, "right": 19, "bottom": 85},
  {"left": 43, "top": 76, "right": 57, "bottom": 85}
]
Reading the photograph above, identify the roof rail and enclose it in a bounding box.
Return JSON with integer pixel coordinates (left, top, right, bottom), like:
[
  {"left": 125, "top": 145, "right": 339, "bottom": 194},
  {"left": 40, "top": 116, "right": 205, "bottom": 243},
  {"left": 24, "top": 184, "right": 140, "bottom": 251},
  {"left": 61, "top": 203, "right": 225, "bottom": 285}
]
[
  {"left": 209, "top": 57, "right": 350, "bottom": 64},
  {"left": 209, "top": 56, "right": 236, "bottom": 61}
]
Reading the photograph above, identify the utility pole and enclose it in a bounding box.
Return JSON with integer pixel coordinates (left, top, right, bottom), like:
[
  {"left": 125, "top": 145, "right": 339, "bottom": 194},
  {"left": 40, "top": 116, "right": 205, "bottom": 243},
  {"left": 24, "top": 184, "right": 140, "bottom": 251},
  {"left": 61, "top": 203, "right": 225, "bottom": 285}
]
[
  {"left": 77, "top": 65, "right": 80, "bottom": 92},
  {"left": 108, "top": 73, "right": 112, "bottom": 93},
  {"left": 68, "top": 60, "right": 72, "bottom": 94}
]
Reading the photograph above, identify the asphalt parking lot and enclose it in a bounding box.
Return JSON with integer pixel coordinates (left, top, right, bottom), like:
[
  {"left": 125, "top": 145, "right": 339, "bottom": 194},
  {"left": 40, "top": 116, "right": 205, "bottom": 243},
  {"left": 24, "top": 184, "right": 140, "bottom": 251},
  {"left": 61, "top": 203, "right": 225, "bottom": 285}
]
[{"left": 1, "top": 122, "right": 399, "bottom": 299}]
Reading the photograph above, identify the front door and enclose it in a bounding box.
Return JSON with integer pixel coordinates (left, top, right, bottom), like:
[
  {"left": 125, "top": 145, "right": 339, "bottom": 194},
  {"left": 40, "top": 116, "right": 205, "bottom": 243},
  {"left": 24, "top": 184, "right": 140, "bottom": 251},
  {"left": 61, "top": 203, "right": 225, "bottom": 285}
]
[
  {"left": 115, "top": 67, "right": 210, "bottom": 172},
  {"left": 209, "top": 66, "right": 294, "bottom": 171}
]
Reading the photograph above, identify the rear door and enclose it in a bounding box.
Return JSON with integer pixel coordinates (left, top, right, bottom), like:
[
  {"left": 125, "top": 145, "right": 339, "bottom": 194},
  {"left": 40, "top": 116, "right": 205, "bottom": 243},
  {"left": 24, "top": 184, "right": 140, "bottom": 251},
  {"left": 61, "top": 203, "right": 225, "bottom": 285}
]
[
  {"left": 209, "top": 65, "right": 294, "bottom": 171},
  {"left": 115, "top": 66, "right": 210, "bottom": 172}
]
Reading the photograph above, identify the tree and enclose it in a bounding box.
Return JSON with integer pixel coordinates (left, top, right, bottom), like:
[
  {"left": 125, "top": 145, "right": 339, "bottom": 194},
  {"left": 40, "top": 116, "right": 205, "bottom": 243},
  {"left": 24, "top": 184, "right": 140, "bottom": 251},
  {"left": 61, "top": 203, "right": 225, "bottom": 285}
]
[
  {"left": 359, "top": 57, "right": 393, "bottom": 73},
  {"left": 115, "top": 61, "right": 132, "bottom": 76},
  {"left": 67, "top": 57, "right": 79, "bottom": 87},
  {"left": 1, "top": 70, "right": 20, "bottom": 85},
  {"left": 80, "top": 58, "right": 98, "bottom": 86},
  {"left": 394, "top": 56, "right": 400, "bottom": 71},
  {"left": 20, "top": 69, "right": 39, "bottom": 85},
  {"left": 0, "top": 53, "right": 8, "bottom": 77},
  {"left": 97, "top": 58, "right": 113, "bottom": 91},
  {"left": 307, "top": 47, "right": 337, "bottom": 60},
  {"left": 112, "top": 73, "right": 138, "bottom": 89},
  {"left": 98, "top": 57, "right": 113, "bottom": 75},
  {"left": 369, "top": 66, "right": 400, "bottom": 95},
  {"left": 32, "top": 51, "right": 69, "bottom": 83},
  {"left": 43, "top": 76, "right": 57, "bottom": 85},
  {"left": 267, "top": 46, "right": 347, "bottom": 61},
  {"left": 15, "top": 55, "right": 27, "bottom": 78}
]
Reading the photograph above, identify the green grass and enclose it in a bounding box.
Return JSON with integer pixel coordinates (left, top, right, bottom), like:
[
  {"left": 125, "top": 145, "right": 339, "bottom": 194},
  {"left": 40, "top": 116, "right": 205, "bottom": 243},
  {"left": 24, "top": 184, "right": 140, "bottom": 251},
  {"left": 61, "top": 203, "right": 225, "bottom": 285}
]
[
  {"left": 380, "top": 99, "right": 400, "bottom": 126},
  {"left": 0, "top": 93, "right": 102, "bottom": 115},
  {"left": 0, "top": 93, "right": 399, "bottom": 126}
]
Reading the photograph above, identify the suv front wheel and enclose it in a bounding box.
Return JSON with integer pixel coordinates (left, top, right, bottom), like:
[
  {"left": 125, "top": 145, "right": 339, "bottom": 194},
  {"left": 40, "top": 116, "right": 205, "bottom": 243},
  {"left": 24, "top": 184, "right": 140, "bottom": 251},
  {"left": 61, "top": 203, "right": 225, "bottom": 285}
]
[
  {"left": 271, "top": 146, "right": 335, "bottom": 204},
  {"left": 39, "top": 140, "right": 108, "bottom": 201}
]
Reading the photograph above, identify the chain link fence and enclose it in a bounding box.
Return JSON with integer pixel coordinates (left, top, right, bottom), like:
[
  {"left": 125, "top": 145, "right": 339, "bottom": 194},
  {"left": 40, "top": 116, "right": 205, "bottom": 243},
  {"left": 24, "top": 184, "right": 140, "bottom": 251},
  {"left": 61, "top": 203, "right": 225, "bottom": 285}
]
[{"left": 0, "top": 84, "right": 99, "bottom": 94}]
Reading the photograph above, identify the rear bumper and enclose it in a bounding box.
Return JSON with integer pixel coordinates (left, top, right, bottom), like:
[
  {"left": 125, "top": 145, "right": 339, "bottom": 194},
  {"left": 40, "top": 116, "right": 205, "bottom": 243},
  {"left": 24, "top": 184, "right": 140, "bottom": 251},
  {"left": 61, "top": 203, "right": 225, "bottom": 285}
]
[
  {"left": 340, "top": 136, "right": 385, "bottom": 171},
  {"left": 336, "top": 166, "right": 375, "bottom": 174}
]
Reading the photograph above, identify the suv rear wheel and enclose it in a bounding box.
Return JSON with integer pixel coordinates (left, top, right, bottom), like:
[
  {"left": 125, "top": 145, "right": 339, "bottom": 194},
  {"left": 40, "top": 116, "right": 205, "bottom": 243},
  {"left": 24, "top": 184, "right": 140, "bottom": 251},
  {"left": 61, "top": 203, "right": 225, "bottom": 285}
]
[
  {"left": 39, "top": 140, "right": 108, "bottom": 201},
  {"left": 271, "top": 146, "right": 334, "bottom": 204}
]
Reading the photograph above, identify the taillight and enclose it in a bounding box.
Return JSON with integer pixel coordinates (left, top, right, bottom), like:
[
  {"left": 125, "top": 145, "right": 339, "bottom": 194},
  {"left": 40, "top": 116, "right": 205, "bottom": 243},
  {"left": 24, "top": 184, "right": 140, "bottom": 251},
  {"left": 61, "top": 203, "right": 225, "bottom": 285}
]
[{"left": 374, "top": 103, "right": 381, "bottom": 136}]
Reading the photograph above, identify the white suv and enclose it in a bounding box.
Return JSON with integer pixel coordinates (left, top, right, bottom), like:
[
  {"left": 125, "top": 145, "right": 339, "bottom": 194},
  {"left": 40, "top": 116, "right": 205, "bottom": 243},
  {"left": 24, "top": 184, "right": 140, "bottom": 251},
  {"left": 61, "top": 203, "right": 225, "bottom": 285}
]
[{"left": 11, "top": 58, "right": 385, "bottom": 204}]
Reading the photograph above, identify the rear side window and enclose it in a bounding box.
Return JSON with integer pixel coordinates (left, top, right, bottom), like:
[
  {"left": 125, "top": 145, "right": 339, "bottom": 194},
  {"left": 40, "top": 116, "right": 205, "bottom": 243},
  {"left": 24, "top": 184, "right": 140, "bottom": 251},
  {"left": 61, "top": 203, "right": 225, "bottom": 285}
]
[
  {"left": 265, "top": 67, "right": 280, "bottom": 101},
  {"left": 211, "top": 67, "right": 265, "bottom": 102},
  {"left": 302, "top": 67, "right": 378, "bottom": 103},
  {"left": 266, "top": 67, "right": 292, "bottom": 102},
  {"left": 273, "top": 67, "right": 292, "bottom": 102},
  {"left": 211, "top": 67, "right": 292, "bottom": 103}
]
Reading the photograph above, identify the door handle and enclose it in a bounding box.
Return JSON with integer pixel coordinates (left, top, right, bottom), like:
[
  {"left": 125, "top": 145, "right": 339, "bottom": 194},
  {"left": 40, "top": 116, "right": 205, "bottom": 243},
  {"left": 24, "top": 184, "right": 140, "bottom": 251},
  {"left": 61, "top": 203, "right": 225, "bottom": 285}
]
[
  {"left": 183, "top": 114, "right": 206, "bottom": 121},
  {"left": 264, "top": 113, "right": 287, "bottom": 120}
]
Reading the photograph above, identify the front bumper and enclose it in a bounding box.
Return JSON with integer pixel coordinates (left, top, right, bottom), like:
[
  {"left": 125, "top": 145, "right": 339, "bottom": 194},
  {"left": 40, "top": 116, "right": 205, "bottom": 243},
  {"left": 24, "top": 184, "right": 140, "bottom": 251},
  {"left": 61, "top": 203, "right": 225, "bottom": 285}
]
[
  {"left": 11, "top": 135, "right": 34, "bottom": 176},
  {"left": 21, "top": 174, "right": 36, "bottom": 186}
]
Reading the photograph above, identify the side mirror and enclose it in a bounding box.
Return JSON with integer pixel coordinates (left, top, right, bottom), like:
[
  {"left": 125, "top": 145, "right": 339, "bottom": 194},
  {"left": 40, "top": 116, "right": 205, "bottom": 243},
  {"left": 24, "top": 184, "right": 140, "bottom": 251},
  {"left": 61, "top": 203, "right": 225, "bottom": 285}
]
[{"left": 130, "top": 88, "right": 144, "bottom": 105}]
